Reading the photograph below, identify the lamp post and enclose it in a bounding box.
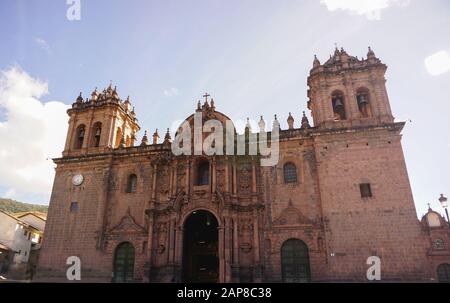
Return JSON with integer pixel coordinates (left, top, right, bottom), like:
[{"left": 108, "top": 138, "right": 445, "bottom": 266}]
[{"left": 438, "top": 194, "right": 450, "bottom": 230}]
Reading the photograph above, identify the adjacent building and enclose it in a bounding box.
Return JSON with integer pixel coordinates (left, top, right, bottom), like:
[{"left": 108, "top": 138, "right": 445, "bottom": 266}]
[{"left": 0, "top": 211, "right": 46, "bottom": 279}]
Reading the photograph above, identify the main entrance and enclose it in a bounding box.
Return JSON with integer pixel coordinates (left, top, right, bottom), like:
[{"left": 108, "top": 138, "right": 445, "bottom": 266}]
[{"left": 182, "top": 210, "right": 219, "bottom": 283}]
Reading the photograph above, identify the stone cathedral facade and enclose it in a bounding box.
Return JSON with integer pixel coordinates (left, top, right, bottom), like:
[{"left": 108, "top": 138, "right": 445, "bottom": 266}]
[{"left": 36, "top": 48, "right": 450, "bottom": 283}]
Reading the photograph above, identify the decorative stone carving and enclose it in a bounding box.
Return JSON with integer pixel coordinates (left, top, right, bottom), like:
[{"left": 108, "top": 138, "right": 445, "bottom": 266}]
[
  {"left": 273, "top": 204, "right": 311, "bottom": 226},
  {"left": 109, "top": 211, "right": 146, "bottom": 234}
]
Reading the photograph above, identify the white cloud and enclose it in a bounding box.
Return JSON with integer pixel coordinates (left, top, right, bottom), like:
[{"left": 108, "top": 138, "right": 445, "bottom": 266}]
[
  {"left": 163, "top": 87, "right": 179, "bottom": 97},
  {"left": 0, "top": 67, "right": 69, "bottom": 203},
  {"left": 425, "top": 51, "right": 450, "bottom": 76},
  {"left": 320, "top": 0, "right": 411, "bottom": 20},
  {"left": 35, "top": 37, "right": 51, "bottom": 54}
]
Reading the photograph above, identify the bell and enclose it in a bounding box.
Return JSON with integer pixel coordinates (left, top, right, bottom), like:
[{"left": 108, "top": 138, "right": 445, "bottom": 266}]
[
  {"left": 334, "top": 98, "right": 344, "bottom": 108},
  {"left": 358, "top": 95, "right": 368, "bottom": 105}
]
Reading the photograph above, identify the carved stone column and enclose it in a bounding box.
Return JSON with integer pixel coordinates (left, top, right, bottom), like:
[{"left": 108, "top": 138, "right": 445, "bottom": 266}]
[
  {"left": 224, "top": 217, "right": 232, "bottom": 282},
  {"left": 232, "top": 162, "right": 237, "bottom": 196},
  {"left": 212, "top": 158, "right": 217, "bottom": 192},
  {"left": 172, "top": 161, "right": 178, "bottom": 196},
  {"left": 185, "top": 158, "right": 190, "bottom": 194},
  {"left": 251, "top": 161, "right": 257, "bottom": 194},
  {"left": 232, "top": 217, "right": 240, "bottom": 282},
  {"left": 224, "top": 159, "right": 230, "bottom": 193},
  {"left": 218, "top": 225, "right": 225, "bottom": 283},
  {"left": 151, "top": 164, "right": 158, "bottom": 202},
  {"left": 253, "top": 213, "right": 262, "bottom": 282}
]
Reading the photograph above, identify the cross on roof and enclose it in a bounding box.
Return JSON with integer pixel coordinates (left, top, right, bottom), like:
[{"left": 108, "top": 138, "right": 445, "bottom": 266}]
[{"left": 203, "top": 93, "right": 210, "bottom": 103}]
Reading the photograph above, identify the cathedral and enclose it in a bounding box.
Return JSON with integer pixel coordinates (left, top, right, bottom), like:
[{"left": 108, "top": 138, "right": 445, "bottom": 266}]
[{"left": 36, "top": 48, "right": 450, "bottom": 283}]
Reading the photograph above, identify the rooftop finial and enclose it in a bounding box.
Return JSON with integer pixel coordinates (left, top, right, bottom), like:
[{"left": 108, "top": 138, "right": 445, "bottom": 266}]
[
  {"left": 141, "top": 130, "right": 149, "bottom": 146},
  {"left": 152, "top": 129, "right": 160, "bottom": 145},
  {"left": 76, "top": 92, "right": 83, "bottom": 103},
  {"left": 258, "top": 115, "right": 266, "bottom": 132},
  {"left": 313, "top": 54, "right": 321, "bottom": 68},
  {"left": 164, "top": 128, "right": 172, "bottom": 144},
  {"left": 287, "top": 112, "right": 294, "bottom": 130},
  {"left": 367, "top": 46, "right": 376, "bottom": 59},
  {"left": 301, "top": 111, "right": 311, "bottom": 129}
]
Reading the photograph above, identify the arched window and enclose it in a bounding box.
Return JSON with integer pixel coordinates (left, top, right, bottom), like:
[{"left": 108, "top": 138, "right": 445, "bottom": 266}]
[
  {"left": 197, "top": 161, "right": 210, "bottom": 186},
  {"left": 115, "top": 127, "right": 122, "bottom": 148},
  {"left": 437, "top": 264, "right": 450, "bottom": 283},
  {"left": 74, "top": 124, "right": 85, "bottom": 149},
  {"left": 283, "top": 163, "right": 298, "bottom": 184},
  {"left": 112, "top": 242, "right": 135, "bottom": 283},
  {"left": 281, "top": 239, "right": 311, "bottom": 283},
  {"left": 126, "top": 174, "right": 137, "bottom": 193},
  {"left": 92, "top": 122, "right": 102, "bottom": 147},
  {"left": 332, "top": 91, "right": 346, "bottom": 121},
  {"left": 356, "top": 88, "right": 372, "bottom": 118}
]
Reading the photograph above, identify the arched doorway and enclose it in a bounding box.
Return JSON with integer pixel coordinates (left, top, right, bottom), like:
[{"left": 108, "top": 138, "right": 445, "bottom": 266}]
[
  {"left": 281, "top": 239, "right": 311, "bottom": 283},
  {"left": 183, "top": 210, "right": 219, "bottom": 283},
  {"left": 112, "top": 242, "right": 135, "bottom": 283},
  {"left": 437, "top": 263, "right": 450, "bottom": 283}
]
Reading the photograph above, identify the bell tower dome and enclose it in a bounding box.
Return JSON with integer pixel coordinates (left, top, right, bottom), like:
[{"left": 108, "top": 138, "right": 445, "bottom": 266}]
[
  {"left": 63, "top": 84, "right": 140, "bottom": 156},
  {"left": 307, "top": 47, "right": 394, "bottom": 129}
]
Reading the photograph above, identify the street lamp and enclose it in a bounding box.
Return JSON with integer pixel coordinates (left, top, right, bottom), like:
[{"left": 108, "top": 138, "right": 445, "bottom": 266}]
[{"left": 438, "top": 194, "right": 450, "bottom": 230}]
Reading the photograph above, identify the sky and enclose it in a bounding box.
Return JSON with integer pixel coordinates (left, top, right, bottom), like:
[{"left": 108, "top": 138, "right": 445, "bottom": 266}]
[{"left": 0, "top": 0, "right": 449, "bottom": 219}]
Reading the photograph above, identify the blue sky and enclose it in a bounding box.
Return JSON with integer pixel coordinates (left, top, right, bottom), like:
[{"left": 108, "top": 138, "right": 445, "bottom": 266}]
[{"left": 0, "top": 0, "right": 449, "bottom": 219}]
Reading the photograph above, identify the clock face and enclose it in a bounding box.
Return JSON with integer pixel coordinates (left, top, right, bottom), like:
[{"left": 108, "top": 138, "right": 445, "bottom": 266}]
[{"left": 72, "top": 174, "right": 84, "bottom": 186}]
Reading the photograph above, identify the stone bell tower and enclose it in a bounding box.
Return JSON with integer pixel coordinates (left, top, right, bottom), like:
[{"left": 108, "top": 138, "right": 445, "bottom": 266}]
[
  {"left": 63, "top": 84, "right": 140, "bottom": 157},
  {"left": 307, "top": 47, "right": 394, "bottom": 129},
  {"left": 306, "top": 47, "right": 430, "bottom": 280}
]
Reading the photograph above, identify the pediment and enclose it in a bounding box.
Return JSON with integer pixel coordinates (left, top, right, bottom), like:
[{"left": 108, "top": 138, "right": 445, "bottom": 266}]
[
  {"left": 273, "top": 205, "right": 311, "bottom": 226},
  {"left": 110, "top": 211, "right": 146, "bottom": 234}
]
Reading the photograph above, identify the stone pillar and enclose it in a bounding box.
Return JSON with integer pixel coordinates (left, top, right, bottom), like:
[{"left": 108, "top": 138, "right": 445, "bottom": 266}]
[
  {"left": 146, "top": 213, "right": 154, "bottom": 282},
  {"left": 172, "top": 162, "right": 178, "bottom": 196},
  {"left": 253, "top": 215, "right": 260, "bottom": 263},
  {"left": 253, "top": 213, "right": 262, "bottom": 282},
  {"left": 232, "top": 217, "right": 240, "bottom": 282},
  {"left": 64, "top": 117, "right": 75, "bottom": 152},
  {"left": 171, "top": 218, "right": 176, "bottom": 264},
  {"left": 174, "top": 225, "right": 183, "bottom": 265},
  {"left": 151, "top": 164, "right": 157, "bottom": 201},
  {"left": 165, "top": 221, "right": 171, "bottom": 264},
  {"left": 218, "top": 225, "right": 225, "bottom": 283},
  {"left": 105, "top": 113, "right": 116, "bottom": 148},
  {"left": 232, "top": 163, "right": 237, "bottom": 196},
  {"left": 251, "top": 161, "right": 257, "bottom": 193},
  {"left": 185, "top": 159, "right": 190, "bottom": 194},
  {"left": 224, "top": 159, "right": 230, "bottom": 193},
  {"left": 224, "top": 217, "right": 232, "bottom": 282},
  {"left": 212, "top": 158, "right": 217, "bottom": 192},
  {"left": 233, "top": 218, "right": 239, "bottom": 264},
  {"left": 168, "top": 166, "right": 173, "bottom": 197}
]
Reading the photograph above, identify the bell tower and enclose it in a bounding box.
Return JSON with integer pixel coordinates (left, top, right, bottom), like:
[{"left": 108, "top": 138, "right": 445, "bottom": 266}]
[
  {"left": 63, "top": 84, "right": 140, "bottom": 157},
  {"left": 307, "top": 47, "right": 394, "bottom": 129}
]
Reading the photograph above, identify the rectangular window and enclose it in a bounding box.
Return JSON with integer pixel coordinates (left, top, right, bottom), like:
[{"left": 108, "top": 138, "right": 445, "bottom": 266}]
[
  {"left": 70, "top": 202, "right": 79, "bottom": 213},
  {"left": 360, "top": 183, "right": 372, "bottom": 198}
]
